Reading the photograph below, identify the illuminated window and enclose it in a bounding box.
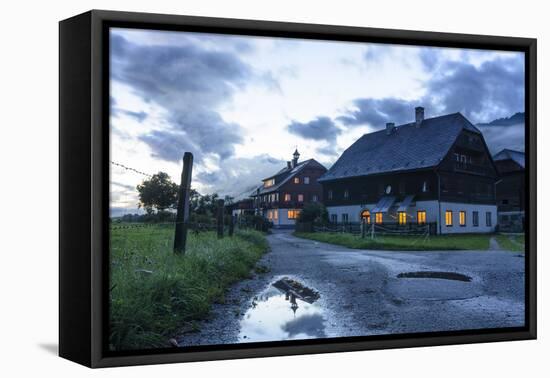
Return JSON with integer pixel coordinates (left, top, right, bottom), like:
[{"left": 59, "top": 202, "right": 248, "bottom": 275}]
[
  {"left": 304, "top": 177, "right": 310, "bottom": 184},
  {"left": 445, "top": 210, "right": 453, "bottom": 226},
  {"left": 344, "top": 189, "right": 349, "bottom": 199},
  {"left": 298, "top": 194, "right": 304, "bottom": 202},
  {"left": 328, "top": 190, "right": 333, "bottom": 200},
  {"left": 473, "top": 211, "right": 479, "bottom": 227},
  {"left": 417, "top": 211, "right": 426, "bottom": 224},
  {"left": 459, "top": 211, "right": 466, "bottom": 226},
  {"left": 288, "top": 209, "right": 301, "bottom": 219},
  {"left": 264, "top": 178, "right": 275, "bottom": 187},
  {"left": 284, "top": 193, "right": 291, "bottom": 202},
  {"left": 267, "top": 210, "right": 276, "bottom": 220},
  {"left": 361, "top": 210, "right": 371, "bottom": 224},
  {"left": 422, "top": 181, "right": 428, "bottom": 192},
  {"left": 375, "top": 212, "right": 383, "bottom": 224},
  {"left": 385, "top": 185, "right": 392, "bottom": 194},
  {"left": 273, "top": 210, "right": 278, "bottom": 220},
  {"left": 294, "top": 177, "right": 300, "bottom": 184},
  {"left": 398, "top": 212, "right": 407, "bottom": 225}
]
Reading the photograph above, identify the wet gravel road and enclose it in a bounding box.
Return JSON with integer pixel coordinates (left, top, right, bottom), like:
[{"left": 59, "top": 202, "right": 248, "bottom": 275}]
[{"left": 177, "top": 230, "right": 525, "bottom": 346}]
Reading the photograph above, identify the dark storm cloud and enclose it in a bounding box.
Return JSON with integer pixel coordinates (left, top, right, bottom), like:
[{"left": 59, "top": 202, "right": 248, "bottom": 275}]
[
  {"left": 110, "top": 33, "right": 252, "bottom": 162},
  {"left": 316, "top": 144, "right": 340, "bottom": 157},
  {"left": 418, "top": 47, "right": 441, "bottom": 71},
  {"left": 195, "top": 154, "right": 286, "bottom": 198},
  {"left": 118, "top": 109, "right": 148, "bottom": 122},
  {"left": 427, "top": 56, "right": 524, "bottom": 123},
  {"left": 286, "top": 117, "right": 341, "bottom": 142},
  {"left": 339, "top": 54, "right": 524, "bottom": 128},
  {"left": 338, "top": 98, "right": 419, "bottom": 127},
  {"left": 139, "top": 130, "right": 200, "bottom": 162},
  {"left": 139, "top": 111, "right": 243, "bottom": 162}
]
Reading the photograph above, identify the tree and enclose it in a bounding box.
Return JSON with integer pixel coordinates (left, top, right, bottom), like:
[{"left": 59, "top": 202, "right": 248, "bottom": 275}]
[
  {"left": 136, "top": 172, "right": 179, "bottom": 214},
  {"left": 297, "top": 203, "right": 329, "bottom": 224}
]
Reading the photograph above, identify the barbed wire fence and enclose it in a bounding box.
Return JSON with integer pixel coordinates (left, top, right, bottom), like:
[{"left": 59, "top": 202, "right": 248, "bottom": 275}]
[
  {"left": 110, "top": 157, "right": 246, "bottom": 254},
  {"left": 111, "top": 161, "right": 153, "bottom": 178}
]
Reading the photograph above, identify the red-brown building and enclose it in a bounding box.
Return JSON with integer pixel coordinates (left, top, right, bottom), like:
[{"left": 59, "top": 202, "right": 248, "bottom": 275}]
[{"left": 250, "top": 150, "right": 327, "bottom": 228}]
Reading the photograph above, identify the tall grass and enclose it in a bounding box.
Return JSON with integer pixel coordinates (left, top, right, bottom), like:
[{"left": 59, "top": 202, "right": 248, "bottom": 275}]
[
  {"left": 294, "top": 232, "right": 492, "bottom": 250},
  {"left": 109, "top": 226, "right": 268, "bottom": 351}
]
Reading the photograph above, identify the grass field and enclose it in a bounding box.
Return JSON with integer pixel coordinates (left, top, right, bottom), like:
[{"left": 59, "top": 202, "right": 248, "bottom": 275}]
[
  {"left": 294, "top": 232, "right": 493, "bottom": 251},
  {"left": 496, "top": 234, "right": 525, "bottom": 252},
  {"left": 109, "top": 225, "right": 268, "bottom": 351}
]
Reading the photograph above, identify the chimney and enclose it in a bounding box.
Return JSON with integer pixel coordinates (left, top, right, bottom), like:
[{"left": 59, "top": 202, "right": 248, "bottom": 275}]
[
  {"left": 415, "top": 106, "right": 424, "bottom": 127},
  {"left": 287, "top": 161, "right": 292, "bottom": 169},
  {"left": 386, "top": 122, "right": 395, "bottom": 135}
]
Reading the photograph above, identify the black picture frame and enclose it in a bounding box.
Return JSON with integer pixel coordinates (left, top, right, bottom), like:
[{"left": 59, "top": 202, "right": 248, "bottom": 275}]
[{"left": 59, "top": 9, "right": 537, "bottom": 368}]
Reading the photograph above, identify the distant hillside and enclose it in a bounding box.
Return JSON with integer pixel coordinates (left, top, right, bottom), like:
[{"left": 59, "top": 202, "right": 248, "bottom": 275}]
[{"left": 477, "top": 112, "right": 525, "bottom": 126}]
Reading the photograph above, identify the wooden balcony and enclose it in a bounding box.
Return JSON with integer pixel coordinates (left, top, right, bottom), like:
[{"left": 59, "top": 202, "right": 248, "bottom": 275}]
[
  {"left": 256, "top": 200, "right": 306, "bottom": 209},
  {"left": 453, "top": 161, "right": 493, "bottom": 176}
]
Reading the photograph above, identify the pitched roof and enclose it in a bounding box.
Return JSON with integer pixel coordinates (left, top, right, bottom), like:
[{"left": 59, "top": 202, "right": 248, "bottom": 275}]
[
  {"left": 252, "top": 159, "right": 326, "bottom": 196},
  {"left": 493, "top": 149, "right": 525, "bottom": 169},
  {"left": 319, "top": 112, "right": 481, "bottom": 182}
]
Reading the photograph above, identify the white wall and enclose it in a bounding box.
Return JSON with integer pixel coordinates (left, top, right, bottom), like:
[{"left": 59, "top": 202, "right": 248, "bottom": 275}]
[
  {"left": 439, "top": 202, "right": 497, "bottom": 234},
  {"left": 2, "top": 1, "right": 546, "bottom": 378},
  {"left": 326, "top": 204, "right": 364, "bottom": 222},
  {"left": 327, "top": 201, "right": 498, "bottom": 234}
]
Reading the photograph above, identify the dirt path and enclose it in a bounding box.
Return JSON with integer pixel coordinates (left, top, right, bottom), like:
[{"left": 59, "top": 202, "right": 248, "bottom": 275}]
[
  {"left": 489, "top": 236, "right": 502, "bottom": 250},
  {"left": 176, "top": 230, "right": 525, "bottom": 347}
]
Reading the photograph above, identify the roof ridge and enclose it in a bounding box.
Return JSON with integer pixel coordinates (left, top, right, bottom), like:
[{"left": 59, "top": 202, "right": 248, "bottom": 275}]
[{"left": 319, "top": 111, "right": 479, "bottom": 182}]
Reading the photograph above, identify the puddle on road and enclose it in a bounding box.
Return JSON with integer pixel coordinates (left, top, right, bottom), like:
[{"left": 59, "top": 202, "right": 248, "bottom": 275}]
[
  {"left": 391, "top": 271, "right": 479, "bottom": 301},
  {"left": 397, "top": 271, "right": 472, "bottom": 282},
  {"left": 238, "top": 277, "right": 325, "bottom": 343}
]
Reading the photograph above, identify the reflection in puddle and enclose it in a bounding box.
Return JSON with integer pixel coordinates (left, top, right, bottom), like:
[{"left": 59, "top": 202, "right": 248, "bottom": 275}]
[{"left": 238, "top": 277, "right": 325, "bottom": 342}]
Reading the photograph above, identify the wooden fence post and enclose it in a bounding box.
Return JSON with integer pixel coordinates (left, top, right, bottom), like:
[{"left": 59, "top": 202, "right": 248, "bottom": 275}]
[
  {"left": 174, "top": 152, "right": 193, "bottom": 254},
  {"left": 229, "top": 214, "right": 235, "bottom": 237},
  {"left": 217, "top": 199, "right": 225, "bottom": 238}
]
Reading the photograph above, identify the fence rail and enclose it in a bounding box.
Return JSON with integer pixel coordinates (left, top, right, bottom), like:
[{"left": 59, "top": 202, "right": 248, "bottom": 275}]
[{"left": 311, "top": 221, "right": 437, "bottom": 236}]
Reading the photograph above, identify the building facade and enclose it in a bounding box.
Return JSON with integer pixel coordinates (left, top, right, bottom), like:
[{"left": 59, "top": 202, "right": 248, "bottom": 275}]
[
  {"left": 318, "top": 108, "right": 499, "bottom": 234},
  {"left": 229, "top": 198, "right": 255, "bottom": 218},
  {"left": 493, "top": 149, "right": 525, "bottom": 232},
  {"left": 250, "top": 150, "right": 327, "bottom": 228}
]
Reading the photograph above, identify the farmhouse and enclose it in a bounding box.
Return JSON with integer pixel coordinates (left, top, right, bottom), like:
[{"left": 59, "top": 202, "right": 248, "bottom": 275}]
[
  {"left": 250, "top": 150, "right": 327, "bottom": 228},
  {"left": 493, "top": 149, "right": 525, "bottom": 232},
  {"left": 318, "top": 107, "right": 498, "bottom": 234},
  {"left": 229, "top": 198, "right": 255, "bottom": 218}
]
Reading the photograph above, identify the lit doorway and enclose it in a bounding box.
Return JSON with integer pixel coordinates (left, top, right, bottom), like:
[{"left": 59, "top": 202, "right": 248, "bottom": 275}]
[{"left": 360, "top": 209, "right": 371, "bottom": 224}]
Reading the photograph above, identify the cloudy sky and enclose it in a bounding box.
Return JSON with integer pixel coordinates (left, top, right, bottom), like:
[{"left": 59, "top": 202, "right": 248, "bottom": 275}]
[{"left": 109, "top": 27, "right": 525, "bottom": 215}]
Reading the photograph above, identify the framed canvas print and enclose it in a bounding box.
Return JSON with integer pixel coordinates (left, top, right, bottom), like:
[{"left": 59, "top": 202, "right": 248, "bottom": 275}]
[{"left": 59, "top": 10, "right": 536, "bottom": 368}]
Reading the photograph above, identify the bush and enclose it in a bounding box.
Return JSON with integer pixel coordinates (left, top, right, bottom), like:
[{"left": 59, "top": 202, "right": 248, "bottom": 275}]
[{"left": 297, "top": 203, "right": 329, "bottom": 224}]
